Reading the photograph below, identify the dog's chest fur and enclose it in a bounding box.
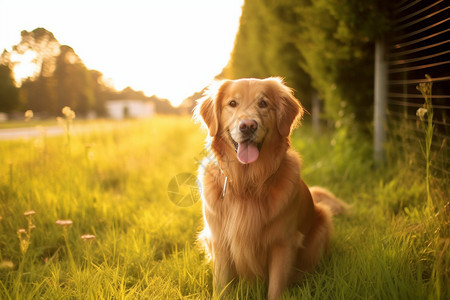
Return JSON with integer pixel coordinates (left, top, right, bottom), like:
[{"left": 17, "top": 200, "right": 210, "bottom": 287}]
[
  {"left": 221, "top": 192, "right": 270, "bottom": 278},
  {"left": 205, "top": 179, "right": 289, "bottom": 278},
  {"left": 201, "top": 153, "right": 302, "bottom": 279}
]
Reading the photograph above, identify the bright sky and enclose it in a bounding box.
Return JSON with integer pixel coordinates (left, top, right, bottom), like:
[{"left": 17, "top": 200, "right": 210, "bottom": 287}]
[{"left": 0, "top": 0, "right": 244, "bottom": 106}]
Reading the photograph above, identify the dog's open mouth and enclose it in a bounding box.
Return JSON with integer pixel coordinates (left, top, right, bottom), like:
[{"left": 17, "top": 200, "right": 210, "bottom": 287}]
[{"left": 228, "top": 130, "right": 264, "bottom": 164}]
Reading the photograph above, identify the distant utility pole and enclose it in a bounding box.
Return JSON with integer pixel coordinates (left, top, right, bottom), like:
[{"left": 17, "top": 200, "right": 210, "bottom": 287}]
[{"left": 374, "top": 38, "right": 388, "bottom": 165}]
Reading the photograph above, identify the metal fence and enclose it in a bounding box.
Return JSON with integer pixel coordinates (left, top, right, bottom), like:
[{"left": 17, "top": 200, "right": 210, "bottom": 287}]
[{"left": 385, "top": 0, "right": 449, "bottom": 178}]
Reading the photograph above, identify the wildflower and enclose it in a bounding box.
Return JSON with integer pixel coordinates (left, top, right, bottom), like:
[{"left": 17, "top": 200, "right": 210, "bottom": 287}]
[
  {"left": 62, "top": 106, "right": 76, "bottom": 121},
  {"left": 24, "top": 110, "right": 34, "bottom": 122},
  {"left": 81, "top": 234, "right": 96, "bottom": 241},
  {"left": 56, "top": 219, "right": 73, "bottom": 226},
  {"left": 0, "top": 260, "right": 14, "bottom": 269},
  {"left": 24, "top": 210, "right": 36, "bottom": 231},
  {"left": 18, "top": 211, "right": 36, "bottom": 255},
  {"left": 417, "top": 81, "right": 432, "bottom": 98},
  {"left": 416, "top": 107, "right": 427, "bottom": 121},
  {"left": 17, "top": 228, "right": 30, "bottom": 254}
]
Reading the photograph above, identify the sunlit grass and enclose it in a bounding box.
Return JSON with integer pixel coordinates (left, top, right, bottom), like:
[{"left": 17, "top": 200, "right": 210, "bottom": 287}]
[
  {"left": 0, "top": 115, "right": 447, "bottom": 299},
  {"left": 0, "top": 119, "right": 59, "bottom": 130}
]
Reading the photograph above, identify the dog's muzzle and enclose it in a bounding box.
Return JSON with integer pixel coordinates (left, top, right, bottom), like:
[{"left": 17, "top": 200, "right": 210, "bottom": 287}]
[{"left": 228, "top": 120, "right": 265, "bottom": 164}]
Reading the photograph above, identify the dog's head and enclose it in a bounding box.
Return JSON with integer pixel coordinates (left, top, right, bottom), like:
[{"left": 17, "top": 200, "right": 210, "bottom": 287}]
[{"left": 195, "top": 77, "right": 304, "bottom": 164}]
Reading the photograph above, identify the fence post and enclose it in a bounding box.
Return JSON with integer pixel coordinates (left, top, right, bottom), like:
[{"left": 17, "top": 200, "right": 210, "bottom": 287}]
[{"left": 374, "top": 37, "right": 388, "bottom": 165}]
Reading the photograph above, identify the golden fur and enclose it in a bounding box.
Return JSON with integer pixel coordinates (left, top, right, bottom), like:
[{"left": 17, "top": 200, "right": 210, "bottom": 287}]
[{"left": 195, "top": 77, "right": 347, "bottom": 300}]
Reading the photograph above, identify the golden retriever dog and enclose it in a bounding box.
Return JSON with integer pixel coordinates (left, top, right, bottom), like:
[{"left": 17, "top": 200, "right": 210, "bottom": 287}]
[{"left": 195, "top": 77, "right": 347, "bottom": 300}]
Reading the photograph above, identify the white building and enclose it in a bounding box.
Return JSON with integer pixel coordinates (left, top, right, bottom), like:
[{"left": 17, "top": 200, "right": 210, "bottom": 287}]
[{"left": 105, "top": 99, "right": 155, "bottom": 120}]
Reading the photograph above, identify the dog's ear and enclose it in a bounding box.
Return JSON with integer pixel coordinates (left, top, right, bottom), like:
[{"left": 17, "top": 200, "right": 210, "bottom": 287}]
[
  {"left": 194, "top": 80, "right": 231, "bottom": 137},
  {"left": 195, "top": 96, "right": 218, "bottom": 137},
  {"left": 269, "top": 77, "right": 304, "bottom": 137}
]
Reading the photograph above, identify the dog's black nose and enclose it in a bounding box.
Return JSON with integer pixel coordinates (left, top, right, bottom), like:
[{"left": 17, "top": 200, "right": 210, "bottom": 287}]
[{"left": 239, "top": 119, "right": 258, "bottom": 135}]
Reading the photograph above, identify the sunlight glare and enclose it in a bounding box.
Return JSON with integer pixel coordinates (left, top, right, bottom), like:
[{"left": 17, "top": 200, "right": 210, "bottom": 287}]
[
  {"left": 10, "top": 50, "right": 40, "bottom": 84},
  {"left": 0, "top": 0, "right": 244, "bottom": 106}
]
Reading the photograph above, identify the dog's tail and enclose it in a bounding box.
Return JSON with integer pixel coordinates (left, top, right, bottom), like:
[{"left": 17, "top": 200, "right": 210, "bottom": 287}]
[{"left": 310, "top": 186, "right": 349, "bottom": 215}]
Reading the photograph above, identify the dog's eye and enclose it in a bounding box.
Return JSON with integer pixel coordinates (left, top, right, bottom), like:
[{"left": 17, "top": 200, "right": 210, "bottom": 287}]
[
  {"left": 258, "top": 99, "right": 268, "bottom": 108},
  {"left": 229, "top": 100, "right": 237, "bottom": 107}
]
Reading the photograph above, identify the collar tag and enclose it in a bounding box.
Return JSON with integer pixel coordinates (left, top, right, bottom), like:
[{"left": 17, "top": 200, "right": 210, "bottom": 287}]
[{"left": 222, "top": 176, "right": 228, "bottom": 199}]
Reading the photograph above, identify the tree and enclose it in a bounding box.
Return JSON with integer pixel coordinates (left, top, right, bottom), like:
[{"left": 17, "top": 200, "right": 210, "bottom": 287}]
[
  {"left": 0, "top": 64, "right": 19, "bottom": 112},
  {"left": 21, "top": 75, "right": 58, "bottom": 114},
  {"left": 223, "top": 0, "right": 313, "bottom": 108},
  {"left": 292, "top": 0, "right": 389, "bottom": 124},
  {"left": 2, "top": 27, "right": 181, "bottom": 116},
  {"left": 12, "top": 28, "right": 60, "bottom": 82},
  {"left": 4, "top": 28, "right": 108, "bottom": 116},
  {"left": 89, "top": 70, "right": 108, "bottom": 116},
  {"left": 226, "top": 0, "right": 390, "bottom": 127},
  {"left": 53, "top": 45, "right": 95, "bottom": 116}
]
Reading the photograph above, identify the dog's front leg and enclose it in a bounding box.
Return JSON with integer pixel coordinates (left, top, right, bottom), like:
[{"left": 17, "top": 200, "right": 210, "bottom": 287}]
[
  {"left": 268, "top": 243, "right": 295, "bottom": 300},
  {"left": 213, "top": 248, "right": 235, "bottom": 296}
]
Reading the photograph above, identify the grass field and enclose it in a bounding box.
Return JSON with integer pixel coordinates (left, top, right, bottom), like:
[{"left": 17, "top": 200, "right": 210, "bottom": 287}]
[{"left": 0, "top": 116, "right": 448, "bottom": 299}]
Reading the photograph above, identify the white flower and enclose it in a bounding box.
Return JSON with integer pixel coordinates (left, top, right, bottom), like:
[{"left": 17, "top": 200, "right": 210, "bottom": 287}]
[
  {"left": 81, "top": 234, "right": 96, "bottom": 240},
  {"left": 416, "top": 107, "right": 427, "bottom": 121},
  {"left": 56, "top": 219, "right": 73, "bottom": 227}
]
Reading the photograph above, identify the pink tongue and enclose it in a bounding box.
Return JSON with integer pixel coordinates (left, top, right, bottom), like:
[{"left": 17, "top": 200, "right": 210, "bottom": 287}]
[{"left": 237, "top": 142, "right": 259, "bottom": 164}]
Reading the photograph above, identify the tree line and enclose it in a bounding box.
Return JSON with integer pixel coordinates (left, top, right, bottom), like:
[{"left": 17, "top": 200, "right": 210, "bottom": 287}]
[
  {"left": 221, "top": 0, "right": 390, "bottom": 128},
  {"left": 2, "top": 1, "right": 392, "bottom": 122},
  {"left": 0, "top": 28, "right": 178, "bottom": 118}
]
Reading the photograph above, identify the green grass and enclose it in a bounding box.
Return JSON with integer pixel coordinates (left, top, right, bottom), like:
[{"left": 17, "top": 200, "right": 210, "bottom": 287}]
[{"left": 0, "top": 116, "right": 448, "bottom": 299}]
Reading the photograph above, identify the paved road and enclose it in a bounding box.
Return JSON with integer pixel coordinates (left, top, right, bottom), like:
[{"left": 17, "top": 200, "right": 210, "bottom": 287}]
[{"left": 0, "top": 126, "right": 64, "bottom": 140}]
